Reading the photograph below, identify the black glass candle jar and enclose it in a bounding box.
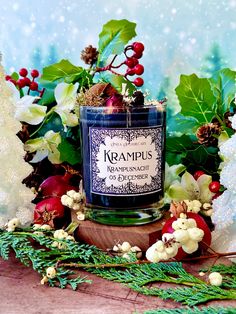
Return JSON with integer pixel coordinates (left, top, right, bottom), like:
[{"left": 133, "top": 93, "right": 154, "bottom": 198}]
[{"left": 80, "top": 105, "right": 166, "bottom": 225}]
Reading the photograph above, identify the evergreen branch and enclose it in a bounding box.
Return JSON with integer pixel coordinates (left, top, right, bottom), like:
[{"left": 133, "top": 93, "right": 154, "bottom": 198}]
[
  {"left": 0, "top": 229, "right": 235, "bottom": 306},
  {"left": 201, "top": 264, "right": 236, "bottom": 275},
  {"left": 143, "top": 306, "right": 236, "bottom": 314}
]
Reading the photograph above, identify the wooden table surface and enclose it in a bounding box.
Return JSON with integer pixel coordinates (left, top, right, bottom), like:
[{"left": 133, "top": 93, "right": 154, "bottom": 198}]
[{"left": 0, "top": 255, "right": 235, "bottom": 314}]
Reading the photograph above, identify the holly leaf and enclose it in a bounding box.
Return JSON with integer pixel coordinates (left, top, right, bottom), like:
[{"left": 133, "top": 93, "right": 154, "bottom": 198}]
[
  {"left": 167, "top": 113, "right": 199, "bottom": 135},
  {"left": 58, "top": 138, "right": 81, "bottom": 165},
  {"left": 185, "top": 145, "right": 221, "bottom": 174},
  {"left": 41, "top": 59, "right": 92, "bottom": 86},
  {"left": 175, "top": 74, "right": 217, "bottom": 125},
  {"left": 99, "top": 71, "right": 135, "bottom": 95},
  {"left": 166, "top": 134, "right": 195, "bottom": 153},
  {"left": 97, "top": 19, "right": 136, "bottom": 66},
  {"left": 166, "top": 135, "right": 195, "bottom": 166},
  {"left": 209, "top": 68, "right": 236, "bottom": 115}
]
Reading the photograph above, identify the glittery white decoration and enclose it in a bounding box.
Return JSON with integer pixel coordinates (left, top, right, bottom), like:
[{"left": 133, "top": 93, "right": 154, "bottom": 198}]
[
  {"left": 0, "top": 56, "right": 34, "bottom": 228},
  {"left": 212, "top": 113, "right": 236, "bottom": 257}
]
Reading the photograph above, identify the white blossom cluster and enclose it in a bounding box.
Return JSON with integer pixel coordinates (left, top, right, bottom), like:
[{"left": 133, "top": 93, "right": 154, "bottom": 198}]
[
  {"left": 146, "top": 214, "right": 204, "bottom": 262},
  {"left": 61, "top": 190, "right": 85, "bottom": 221},
  {"left": 51, "top": 229, "right": 75, "bottom": 250},
  {"left": 113, "top": 241, "right": 142, "bottom": 259},
  {"left": 212, "top": 113, "right": 236, "bottom": 255},
  {"left": 0, "top": 58, "right": 34, "bottom": 228},
  {"left": 183, "top": 200, "right": 213, "bottom": 216}
]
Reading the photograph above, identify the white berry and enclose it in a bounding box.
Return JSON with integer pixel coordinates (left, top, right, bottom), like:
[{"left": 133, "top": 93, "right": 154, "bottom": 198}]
[
  {"left": 121, "top": 241, "right": 132, "bottom": 252},
  {"left": 46, "top": 267, "right": 57, "bottom": 279},
  {"left": 209, "top": 272, "right": 223, "bottom": 286},
  {"left": 182, "top": 240, "right": 198, "bottom": 254}
]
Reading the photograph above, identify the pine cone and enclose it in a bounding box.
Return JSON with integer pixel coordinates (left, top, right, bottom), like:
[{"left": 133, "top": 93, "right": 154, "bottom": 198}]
[
  {"left": 196, "top": 123, "right": 221, "bottom": 146},
  {"left": 130, "top": 91, "right": 144, "bottom": 107},
  {"left": 81, "top": 45, "right": 99, "bottom": 65}
]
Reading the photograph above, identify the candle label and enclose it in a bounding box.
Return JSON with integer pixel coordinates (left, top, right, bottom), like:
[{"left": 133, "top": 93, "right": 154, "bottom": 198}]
[{"left": 90, "top": 127, "right": 163, "bottom": 196}]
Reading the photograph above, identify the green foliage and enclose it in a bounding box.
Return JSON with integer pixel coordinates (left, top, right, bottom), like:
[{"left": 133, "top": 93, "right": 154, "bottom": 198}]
[
  {"left": 167, "top": 113, "right": 199, "bottom": 135},
  {"left": 41, "top": 59, "right": 93, "bottom": 86},
  {"left": 143, "top": 306, "right": 236, "bottom": 314},
  {"left": 0, "top": 229, "right": 93, "bottom": 289},
  {"left": 204, "top": 264, "right": 236, "bottom": 275},
  {"left": 210, "top": 68, "right": 236, "bottom": 115},
  {"left": 99, "top": 71, "right": 135, "bottom": 95},
  {"left": 0, "top": 229, "right": 235, "bottom": 305},
  {"left": 175, "top": 74, "right": 217, "bottom": 125},
  {"left": 132, "top": 283, "right": 236, "bottom": 307},
  {"left": 58, "top": 137, "right": 81, "bottom": 165},
  {"left": 97, "top": 19, "right": 136, "bottom": 66}
]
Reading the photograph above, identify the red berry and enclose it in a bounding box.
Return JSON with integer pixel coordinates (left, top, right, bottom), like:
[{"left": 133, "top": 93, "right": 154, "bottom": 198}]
[
  {"left": 209, "top": 181, "right": 221, "bottom": 193},
  {"left": 125, "top": 57, "right": 138, "bottom": 68},
  {"left": 133, "top": 77, "right": 144, "bottom": 87},
  {"left": 31, "top": 69, "right": 39, "bottom": 78},
  {"left": 212, "top": 192, "right": 222, "bottom": 200},
  {"left": 17, "top": 79, "right": 26, "bottom": 89},
  {"left": 30, "top": 81, "right": 38, "bottom": 91},
  {"left": 126, "top": 68, "right": 135, "bottom": 76},
  {"left": 23, "top": 77, "right": 31, "bottom": 86},
  {"left": 132, "top": 42, "right": 145, "bottom": 54},
  {"left": 193, "top": 170, "right": 205, "bottom": 181},
  {"left": 132, "top": 51, "right": 143, "bottom": 59},
  {"left": 9, "top": 79, "right": 17, "bottom": 85},
  {"left": 19, "top": 68, "right": 28, "bottom": 77},
  {"left": 134, "top": 64, "right": 144, "bottom": 75},
  {"left": 5, "top": 75, "right": 11, "bottom": 81}
]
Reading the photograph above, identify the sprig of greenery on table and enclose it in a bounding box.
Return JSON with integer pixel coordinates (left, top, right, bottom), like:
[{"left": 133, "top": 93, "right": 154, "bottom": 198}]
[
  {"left": 142, "top": 306, "right": 236, "bottom": 314},
  {"left": 0, "top": 229, "right": 235, "bottom": 306}
]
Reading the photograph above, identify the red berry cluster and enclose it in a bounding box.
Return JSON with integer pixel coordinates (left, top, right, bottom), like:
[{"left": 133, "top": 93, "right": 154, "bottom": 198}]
[
  {"left": 95, "top": 41, "right": 145, "bottom": 87},
  {"left": 5, "top": 68, "right": 44, "bottom": 96},
  {"left": 124, "top": 42, "right": 145, "bottom": 87}
]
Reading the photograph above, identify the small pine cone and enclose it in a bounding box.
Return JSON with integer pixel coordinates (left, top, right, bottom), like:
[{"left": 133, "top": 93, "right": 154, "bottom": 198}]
[
  {"left": 130, "top": 91, "right": 145, "bottom": 107},
  {"left": 196, "top": 123, "right": 221, "bottom": 146},
  {"left": 81, "top": 45, "right": 99, "bottom": 65},
  {"left": 224, "top": 111, "right": 234, "bottom": 129}
]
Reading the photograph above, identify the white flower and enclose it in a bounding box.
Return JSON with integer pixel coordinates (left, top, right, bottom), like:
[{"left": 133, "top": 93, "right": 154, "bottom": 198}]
[
  {"left": 182, "top": 240, "right": 199, "bottom": 254},
  {"left": 40, "top": 275, "right": 48, "bottom": 285},
  {"left": 66, "top": 190, "right": 77, "bottom": 198},
  {"left": 208, "top": 272, "right": 223, "bottom": 286},
  {"left": 184, "top": 199, "right": 202, "bottom": 213},
  {"left": 66, "top": 235, "right": 75, "bottom": 242},
  {"left": 72, "top": 203, "right": 82, "bottom": 211},
  {"left": 46, "top": 267, "right": 57, "bottom": 279},
  {"left": 61, "top": 194, "right": 71, "bottom": 206},
  {"left": 146, "top": 244, "right": 161, "bottom": 263},
  {"left": 15, "top": 95, "right": 47, "bottom": 125},
  {"left": 24, "top": 130, "right": 61, "bottom": 164},
  {"left": 6, "top": 218, "right": 20, "bottom": 232},
  {"left": 121, "top": 241, "right": 132, "bottom": 252},
  {"left": 54, "top": 82, "right": 79, "bottom": 127},
  {"left": 77, "top": 212, "right": 85, "bottom": 221},
  {"left": 167, "top": 172, "right": 214, "bottom": 203},
  {"left": 53, "top": 229, "right": 68, "bottom": 240},
  {"left": 73, "top": 192, "right": 82, "bottom": 202}
]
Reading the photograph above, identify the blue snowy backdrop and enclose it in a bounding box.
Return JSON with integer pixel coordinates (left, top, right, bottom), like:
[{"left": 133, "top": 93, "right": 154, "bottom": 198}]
[{"left": 0, "top": 0, "right": 235, "bottom": 97}]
